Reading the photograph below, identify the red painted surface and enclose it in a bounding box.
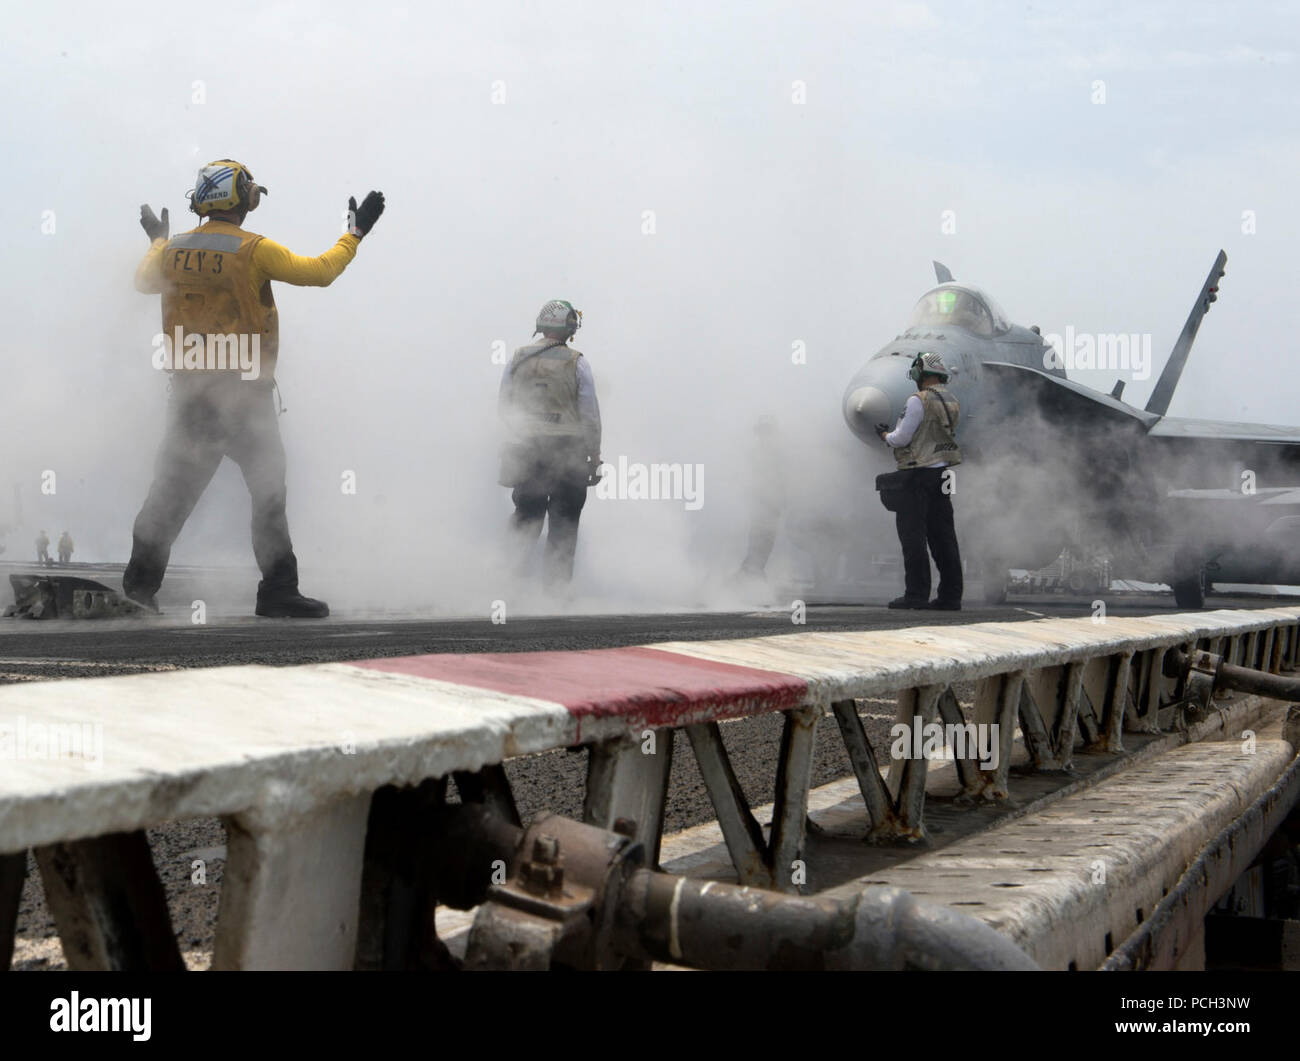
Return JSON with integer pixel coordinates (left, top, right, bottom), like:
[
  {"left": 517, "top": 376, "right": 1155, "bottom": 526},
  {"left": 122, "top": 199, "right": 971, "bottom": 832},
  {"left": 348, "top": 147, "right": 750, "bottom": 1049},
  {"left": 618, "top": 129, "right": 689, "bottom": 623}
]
[{"left": 350, "top": 646, "right": 808, "bottom": 731}]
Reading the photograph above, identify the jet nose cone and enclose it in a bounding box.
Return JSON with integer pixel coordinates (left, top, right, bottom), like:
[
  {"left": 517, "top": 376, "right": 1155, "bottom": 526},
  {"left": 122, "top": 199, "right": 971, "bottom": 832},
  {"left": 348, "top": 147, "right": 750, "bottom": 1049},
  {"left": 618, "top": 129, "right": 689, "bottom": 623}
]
[{"left": 847, "top": 385, "right": 892, "bottom": 433}]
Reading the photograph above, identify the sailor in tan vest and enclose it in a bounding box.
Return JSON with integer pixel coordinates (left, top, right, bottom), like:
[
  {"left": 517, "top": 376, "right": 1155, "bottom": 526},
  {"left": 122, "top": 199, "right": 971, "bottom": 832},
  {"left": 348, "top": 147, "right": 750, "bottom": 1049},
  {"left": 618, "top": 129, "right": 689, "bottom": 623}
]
[
  {"left": 498, "top": 300, "right": 602, "bottom": 588},
  {"left": 877, "top": 351, "right": 964, "bottom": 610},
  {"left": 127, "top": 160, "right": 385, "bottom": 616}
]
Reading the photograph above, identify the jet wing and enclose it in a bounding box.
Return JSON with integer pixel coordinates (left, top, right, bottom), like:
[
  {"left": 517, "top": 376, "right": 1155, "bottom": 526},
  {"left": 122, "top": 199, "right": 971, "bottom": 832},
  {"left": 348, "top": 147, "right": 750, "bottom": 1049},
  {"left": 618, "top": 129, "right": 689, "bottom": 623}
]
[
  {"left": 984, "top": 362, "right": 1300, "bottom": 447},
  {"left": 977, "top": 361, "right": 1300, "bottom": 483},
  {"left": 1147, "top": 417, "right": 1300, "bottom": 445},
  {"left": 981, "top": 361, "right": 1161, "bottom": 427},
  {"left": 1168, "top": 487, "right": 1300, "bottom": 503}
]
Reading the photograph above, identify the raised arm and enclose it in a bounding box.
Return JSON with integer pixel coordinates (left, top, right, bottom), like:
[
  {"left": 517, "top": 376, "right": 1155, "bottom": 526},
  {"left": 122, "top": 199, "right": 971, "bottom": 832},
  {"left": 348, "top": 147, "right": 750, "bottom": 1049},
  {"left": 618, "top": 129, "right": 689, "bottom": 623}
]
[
  {"left": 251, "top": 190, "right": 385, "bottom": 287},
  {"left": 252, "top": 234, "right": 360, "bottom": 287}
]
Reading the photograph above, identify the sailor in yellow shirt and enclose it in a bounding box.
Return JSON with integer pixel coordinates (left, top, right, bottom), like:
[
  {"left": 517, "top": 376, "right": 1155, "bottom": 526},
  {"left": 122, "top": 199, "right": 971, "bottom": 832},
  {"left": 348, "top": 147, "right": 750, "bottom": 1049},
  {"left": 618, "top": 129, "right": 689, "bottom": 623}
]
[{"left": 124, "top": 159, "right": 385, "bottom": 617}]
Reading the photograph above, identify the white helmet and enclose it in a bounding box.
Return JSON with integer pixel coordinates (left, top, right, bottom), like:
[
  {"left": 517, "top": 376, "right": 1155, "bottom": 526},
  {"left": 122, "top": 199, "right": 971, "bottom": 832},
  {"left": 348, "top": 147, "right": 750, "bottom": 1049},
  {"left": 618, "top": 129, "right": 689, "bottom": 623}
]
[
  {"left": 908, "top": 351, "right": 951, "bottom": 383},
  {"left": 535, "top": 299, "right": 582, "bottom": 339}
]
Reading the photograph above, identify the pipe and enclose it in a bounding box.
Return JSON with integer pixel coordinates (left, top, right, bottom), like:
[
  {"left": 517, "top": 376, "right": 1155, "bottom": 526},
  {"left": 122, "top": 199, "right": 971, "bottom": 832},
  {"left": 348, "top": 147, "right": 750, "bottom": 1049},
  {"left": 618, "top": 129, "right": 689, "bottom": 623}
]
[
  {"left": 430, "top": 804, "right": 524, "bottom": 910},
  {"left": 1216, "top": 661, "right": 1300, "bottom": 701},
  {"left": 1166, "top": 648, "right": 1300, "bottom": 701},
  {"left": 616, "top": 871, "right": 1037, "bottom": 971}
]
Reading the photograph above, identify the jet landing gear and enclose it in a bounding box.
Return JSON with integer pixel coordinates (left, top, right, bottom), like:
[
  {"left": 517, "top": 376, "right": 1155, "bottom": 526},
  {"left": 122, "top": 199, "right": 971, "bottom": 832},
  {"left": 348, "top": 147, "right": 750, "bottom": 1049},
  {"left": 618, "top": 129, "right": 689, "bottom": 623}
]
[{"left": 1171, "top": 549, "right": 1212, "bottom": 610}]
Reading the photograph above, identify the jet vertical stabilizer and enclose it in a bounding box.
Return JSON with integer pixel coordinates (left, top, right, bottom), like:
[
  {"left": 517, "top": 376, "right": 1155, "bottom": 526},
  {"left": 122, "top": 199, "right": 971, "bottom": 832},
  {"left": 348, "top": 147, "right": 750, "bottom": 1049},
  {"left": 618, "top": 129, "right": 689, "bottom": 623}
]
[{"left": 1144, "top": 250, "right": 1227, "bottom": 417}]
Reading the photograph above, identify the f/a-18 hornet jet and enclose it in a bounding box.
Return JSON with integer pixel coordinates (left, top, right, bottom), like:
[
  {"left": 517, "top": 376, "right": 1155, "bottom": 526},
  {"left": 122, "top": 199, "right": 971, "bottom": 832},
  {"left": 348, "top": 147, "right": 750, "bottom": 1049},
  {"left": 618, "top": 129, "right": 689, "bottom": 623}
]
[{"left": 843, "top": 252, "right": 1300, "bottom": 607}]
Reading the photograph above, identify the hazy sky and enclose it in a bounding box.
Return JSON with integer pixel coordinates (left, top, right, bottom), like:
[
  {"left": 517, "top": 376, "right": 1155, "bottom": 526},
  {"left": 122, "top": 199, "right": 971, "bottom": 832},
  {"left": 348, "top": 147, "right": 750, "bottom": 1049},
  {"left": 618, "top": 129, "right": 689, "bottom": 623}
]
[{"left": 2, "top": 1, "right": 1296, "bottom": 608}]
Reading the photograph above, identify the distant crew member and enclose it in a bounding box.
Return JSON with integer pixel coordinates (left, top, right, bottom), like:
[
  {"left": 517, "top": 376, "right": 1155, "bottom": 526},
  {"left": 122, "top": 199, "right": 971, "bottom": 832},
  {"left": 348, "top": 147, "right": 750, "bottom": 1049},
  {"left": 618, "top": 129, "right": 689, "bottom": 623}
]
[
  {"left": 57, "top": 531, "right": 74, "bottom": 565},
  {"left": 737, "top": 415, "right": 786, "bottom": 579},
  {"left": 127, "top": 160, "right": 385, "bottom": 616},
  {"left": 877, "top": 352, "right": 963, "bottom": 610},
  {"left": 498, "top": 300, "right": 602, "bottom": 588},
  {"left": 35, "top": 530, "right": 51, "bottom": 566}
]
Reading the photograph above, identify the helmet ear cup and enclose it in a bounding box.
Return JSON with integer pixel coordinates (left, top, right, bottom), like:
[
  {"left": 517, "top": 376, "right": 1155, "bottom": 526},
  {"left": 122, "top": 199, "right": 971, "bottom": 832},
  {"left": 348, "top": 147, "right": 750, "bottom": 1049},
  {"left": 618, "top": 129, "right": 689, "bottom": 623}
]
[
  {"left": 536, "top": 299, "right": 581, "bottom": 339},
  {"left": 245, "top": 180, "right": 261, "bottom": 211},
  {"left": 910, "top": 351, "right": 950, "bottom": 383},
  {"left": 231, "top": 166, "right": 252, "bottom": 210}
]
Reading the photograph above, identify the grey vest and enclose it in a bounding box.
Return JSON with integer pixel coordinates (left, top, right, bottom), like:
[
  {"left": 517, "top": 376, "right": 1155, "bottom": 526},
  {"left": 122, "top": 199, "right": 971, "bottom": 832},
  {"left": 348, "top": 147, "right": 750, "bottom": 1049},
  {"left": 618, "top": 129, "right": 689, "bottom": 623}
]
[
  {"left": 504, "top": 340, "right": 584, "bottom": 439},
  {"left": 894, "top": 386, "right": 962, "bottom": 470}
]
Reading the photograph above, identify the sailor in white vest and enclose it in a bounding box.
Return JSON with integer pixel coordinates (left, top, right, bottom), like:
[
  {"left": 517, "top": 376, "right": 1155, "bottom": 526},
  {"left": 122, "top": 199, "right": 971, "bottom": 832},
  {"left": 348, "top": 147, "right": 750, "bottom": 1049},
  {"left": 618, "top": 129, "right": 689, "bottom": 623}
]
[{"left": 877, "top": 352, "right": 964, "bottom": 610}]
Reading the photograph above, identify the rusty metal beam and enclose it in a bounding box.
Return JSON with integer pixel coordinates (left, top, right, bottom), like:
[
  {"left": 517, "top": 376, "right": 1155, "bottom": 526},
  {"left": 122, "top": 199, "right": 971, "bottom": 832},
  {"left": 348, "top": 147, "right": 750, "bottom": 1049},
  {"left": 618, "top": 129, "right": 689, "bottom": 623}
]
[
  {"left": 894, "top": 685, "right": 943, "bottom": 834},
  {"left": 1075, "top": 685, "right": 1102, "bottom": 746},
  {"left": 354, "top": 779, "right": 453, "bottom": 971},
  {"left": 1016, "top": 679, "right": 1054, "bottom": 768},
  {"left": 1137, "top": 648, "right": 1166, "bottom": 733},
  {"left": 686, "top": 722, "right": 770, "bottom": 887},
  {"left": 1106, "top": 653, "right": 1134, "bottom": 752},
  {"left": 975, "top": 671, "right": 1024, "bottom": 798},
  {"left": 936, "top": 686, "right": 984, "bottom": 793},
  {"left": 1054, "top": 661, "right": 1085, "bottom": 766},
  {"left": 769, "top": 708, "right": 819, "bottom": 891},
  {"left": 213, "top": 795, "right": 370, "bottom": 971},
  {"left": 34, "top": 830, "right": 183, "bottom": 971},
  {"left": 831, "top": 699, "right": 893, "bottom": 829},
  {"left": 1, "top": 852, "right": 24, "bottom": 971},
  {"left": 584, "top": 731, "right": 674, "bottom": 870}
]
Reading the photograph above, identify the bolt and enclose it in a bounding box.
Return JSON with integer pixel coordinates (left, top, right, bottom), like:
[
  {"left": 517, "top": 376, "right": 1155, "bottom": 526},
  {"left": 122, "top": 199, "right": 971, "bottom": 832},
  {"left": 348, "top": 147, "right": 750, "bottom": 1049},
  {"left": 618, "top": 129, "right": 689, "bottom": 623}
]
[
  {"left": 532, "top": 834, "right": 560, "bottom": 865},
  {"left": 613, "top": 817, "right": 637, "bottom": 839}
]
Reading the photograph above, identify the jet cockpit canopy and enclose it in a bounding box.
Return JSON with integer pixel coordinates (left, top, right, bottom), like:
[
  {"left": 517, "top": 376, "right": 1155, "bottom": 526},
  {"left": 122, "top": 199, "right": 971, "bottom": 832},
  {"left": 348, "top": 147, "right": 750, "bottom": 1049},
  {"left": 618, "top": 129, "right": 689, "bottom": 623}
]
[{"left": 907, "top": 284, "right": 1010, "bottom": 337}]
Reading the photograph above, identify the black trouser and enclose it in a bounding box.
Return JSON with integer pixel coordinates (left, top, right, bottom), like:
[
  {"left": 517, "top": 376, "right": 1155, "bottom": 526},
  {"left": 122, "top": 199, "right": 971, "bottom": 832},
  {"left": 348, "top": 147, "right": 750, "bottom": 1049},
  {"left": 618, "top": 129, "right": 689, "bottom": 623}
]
[
  {"left": 740, "top": 498, "right": 781, "bottom": 576},
  {"left": 124, "top": 379, "right": 298, "bottom": 603},
  {"left": 893, "top": 466, "right": 962, "bottom": 604},
  {"left": 508, "top": 444, "right": 589, "bottom": 587}
]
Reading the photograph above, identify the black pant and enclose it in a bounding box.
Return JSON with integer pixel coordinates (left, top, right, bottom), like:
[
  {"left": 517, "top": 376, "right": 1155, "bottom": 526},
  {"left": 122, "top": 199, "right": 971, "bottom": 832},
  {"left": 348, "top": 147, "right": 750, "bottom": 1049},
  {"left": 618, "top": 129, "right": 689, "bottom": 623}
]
[
  {"left": 124, "top": 380, "right": 298, "bottom": 602},
  {"left": 893, "top": 466, "right": 962, "bottom": 604},
  {"left": 740, "top": 498, "right": 781, "bottom": 576},
  {"left": 510, "top": 474, "right": 588, "bottom": 588}
]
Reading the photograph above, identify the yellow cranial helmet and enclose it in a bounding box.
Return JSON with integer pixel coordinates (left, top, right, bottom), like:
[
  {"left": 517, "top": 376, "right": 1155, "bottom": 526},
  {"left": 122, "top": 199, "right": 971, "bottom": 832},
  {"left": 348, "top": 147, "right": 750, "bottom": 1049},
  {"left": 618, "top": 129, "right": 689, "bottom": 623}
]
[{"left": 189, "top": 159, "right": 267, "bottom": 215}]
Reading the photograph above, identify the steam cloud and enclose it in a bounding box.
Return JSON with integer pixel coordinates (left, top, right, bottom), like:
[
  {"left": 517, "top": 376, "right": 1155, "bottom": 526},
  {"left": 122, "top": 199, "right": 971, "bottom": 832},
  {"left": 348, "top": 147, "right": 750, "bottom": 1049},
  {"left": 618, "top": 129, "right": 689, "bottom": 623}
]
[{"left": 3, "top": 3, "right": 1297, "bottom": 615}]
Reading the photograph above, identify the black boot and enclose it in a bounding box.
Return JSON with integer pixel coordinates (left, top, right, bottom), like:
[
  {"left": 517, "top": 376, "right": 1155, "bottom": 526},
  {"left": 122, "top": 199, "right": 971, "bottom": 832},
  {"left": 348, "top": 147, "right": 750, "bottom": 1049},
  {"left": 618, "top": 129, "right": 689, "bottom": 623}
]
[
  {"left": 255, "top": 554, "right": 328, "bottom": 618},
  {"left": 256, "top": 589, "right": 330, "bottom": 618},
  {"left": 122, "top": 542, "right": 164, "bottom": 613},
  {"left": 125, "top": 590, "right": 160, "bottom": 614}
]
